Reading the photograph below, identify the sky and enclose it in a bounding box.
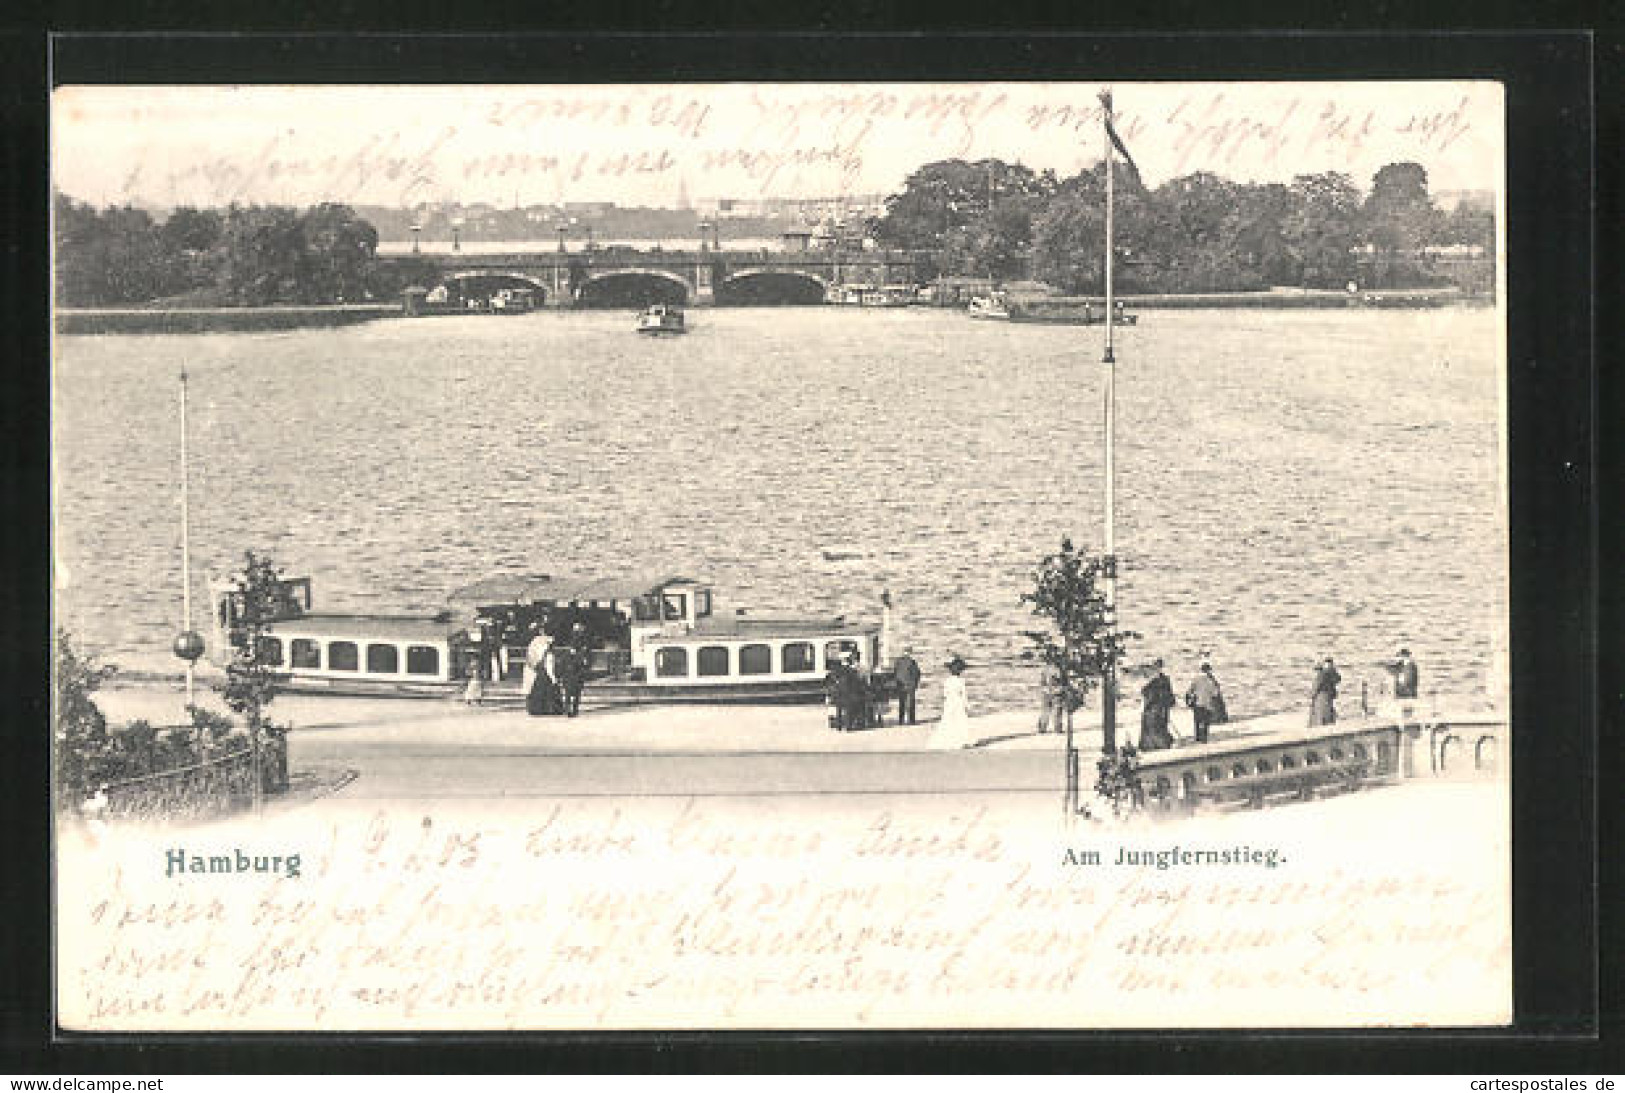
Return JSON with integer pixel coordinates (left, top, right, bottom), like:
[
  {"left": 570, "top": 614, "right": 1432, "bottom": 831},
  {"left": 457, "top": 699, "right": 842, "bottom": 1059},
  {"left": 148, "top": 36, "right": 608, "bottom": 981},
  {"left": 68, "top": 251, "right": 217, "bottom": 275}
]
[{"left": 52, "top": 82, "right": 1503, "bottom": 210}]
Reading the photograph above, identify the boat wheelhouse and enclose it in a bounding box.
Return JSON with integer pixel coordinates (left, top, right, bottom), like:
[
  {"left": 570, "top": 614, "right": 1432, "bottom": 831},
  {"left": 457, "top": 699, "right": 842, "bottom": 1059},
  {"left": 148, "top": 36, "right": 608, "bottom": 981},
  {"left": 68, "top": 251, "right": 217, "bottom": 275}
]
[
  {"left": 449, "top": 574, "right": 882, "bottom": 705},
  {"left": 636, "top": 304, "right": 686, "bottom": 335},
  {"left": 210, "top": 573, "right": 883, "bottom": 706}
]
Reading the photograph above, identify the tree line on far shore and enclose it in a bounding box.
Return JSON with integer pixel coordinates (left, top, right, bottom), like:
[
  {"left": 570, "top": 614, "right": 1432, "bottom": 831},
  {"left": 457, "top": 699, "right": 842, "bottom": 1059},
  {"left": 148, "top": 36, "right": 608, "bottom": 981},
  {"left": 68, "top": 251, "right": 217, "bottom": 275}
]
[
  {"left": 54, "top": 195, "right": 439, "bottom": 308},
  {"left": 56, "top": 155, "right": 1494, "bottom": 307},
  {"left": 868, "top": 159, "right": 1495, "bottom": 293}
]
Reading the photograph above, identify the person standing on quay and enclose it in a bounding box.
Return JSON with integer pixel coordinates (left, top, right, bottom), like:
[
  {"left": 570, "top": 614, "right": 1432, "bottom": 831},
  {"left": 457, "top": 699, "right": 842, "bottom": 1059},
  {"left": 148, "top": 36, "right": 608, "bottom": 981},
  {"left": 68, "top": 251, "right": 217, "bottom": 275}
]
[
  {"left": 1388, "top": 647, "right": 1419, "bottom": 708},
  {"left": 1184, "top": 662, "right": 1228, "bottom": 744},
  {"left": 1036, "top": 658, "right": 1066, "bottom": 735},
  {"left": 842, "top": 651, "right": 870, "bottom": 730},
  {"left": 1138, "top": 659, "right": 1177, "bottom": 751},
  {"left": 1309, "top": 656, "right": 1341, "bottom": 726},
  {"left": 892, "top": 646, "right": 921, "bottom": 726},
  {"left": 521, "top": 622, "right": 547, "bottom": 699},
  {"left": 927, "top": 655, "right": 973, "bottom": 750},
  {"left": 555, "top": 643, "right": 584, "bottom": 718}
]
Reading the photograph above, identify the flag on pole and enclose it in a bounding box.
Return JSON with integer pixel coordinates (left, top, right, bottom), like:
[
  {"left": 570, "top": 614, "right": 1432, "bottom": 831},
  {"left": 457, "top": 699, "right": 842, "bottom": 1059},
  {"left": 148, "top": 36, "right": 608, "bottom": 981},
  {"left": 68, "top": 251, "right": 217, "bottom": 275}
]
[{"left": 1098, "top": 89, "right": 1142, "bottom": 186}]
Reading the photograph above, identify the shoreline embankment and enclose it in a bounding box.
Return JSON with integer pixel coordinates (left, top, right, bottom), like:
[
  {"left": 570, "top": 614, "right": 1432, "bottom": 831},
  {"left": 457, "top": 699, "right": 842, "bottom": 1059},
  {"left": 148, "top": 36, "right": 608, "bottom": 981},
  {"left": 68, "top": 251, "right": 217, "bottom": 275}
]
[
  {"left": 1068, "top": 286, "right": 1487, "bottom": 309},
  {"left": 55, "top": 303, "right": 403, "bottom": 335},
  {"left": 54, "top": 287, "right": 1491, "bottom": 335}
]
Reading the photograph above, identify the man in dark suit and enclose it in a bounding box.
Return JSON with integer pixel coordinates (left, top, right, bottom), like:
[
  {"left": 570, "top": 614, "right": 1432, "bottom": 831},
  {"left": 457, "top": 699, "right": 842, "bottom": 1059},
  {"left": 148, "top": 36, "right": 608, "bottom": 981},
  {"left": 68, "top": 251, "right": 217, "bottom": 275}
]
[
  {"left": 893, "top": 647, "right": 921, "bottom": 725},
  {"left": 555, "top": 644, "right": 585, "bottom": 717},
  {"left": 842, "top": 652, "right": 869, "bottom": 730}
]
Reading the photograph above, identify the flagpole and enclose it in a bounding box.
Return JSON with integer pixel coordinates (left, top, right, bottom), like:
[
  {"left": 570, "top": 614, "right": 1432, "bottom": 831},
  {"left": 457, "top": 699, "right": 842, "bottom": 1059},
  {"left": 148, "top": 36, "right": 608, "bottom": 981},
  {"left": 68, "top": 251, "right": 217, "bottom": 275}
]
[
  {"left": 180, "top": 369, "right": 195, "bottom": 709},
  {"left": 1100, "top": 89, "right": 1119, "bottom": 757}
]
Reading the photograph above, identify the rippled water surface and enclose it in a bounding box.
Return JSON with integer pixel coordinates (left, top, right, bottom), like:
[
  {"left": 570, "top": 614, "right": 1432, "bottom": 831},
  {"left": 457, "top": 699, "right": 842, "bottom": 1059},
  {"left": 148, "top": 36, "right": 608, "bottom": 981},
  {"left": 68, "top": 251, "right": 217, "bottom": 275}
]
[{"left": 53, "top": 306, "right": 1505, "bottom": 717}]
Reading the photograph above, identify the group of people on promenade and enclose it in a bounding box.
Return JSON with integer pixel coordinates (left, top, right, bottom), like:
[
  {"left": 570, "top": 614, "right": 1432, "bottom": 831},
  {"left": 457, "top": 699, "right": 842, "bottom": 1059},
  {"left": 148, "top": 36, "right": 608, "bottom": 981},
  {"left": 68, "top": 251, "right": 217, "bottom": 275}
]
[
  {"left": 824, "top": 646, "right": 975, "bottom": 752},
  {"left": 1129, "top": 659, "right": 1232, "bottom": 752},
  {"left": 459, "top": 615, "right": 596, "bottom": 716},
  {"left": 1307, "top": 647, "right": 1419, "bottom": 727},
  {"left": 1036, "top": 646, "right": 1422, "bottom": 753},
  {"left": 521, "top": 622, "right": 590, "bottom": 717}
]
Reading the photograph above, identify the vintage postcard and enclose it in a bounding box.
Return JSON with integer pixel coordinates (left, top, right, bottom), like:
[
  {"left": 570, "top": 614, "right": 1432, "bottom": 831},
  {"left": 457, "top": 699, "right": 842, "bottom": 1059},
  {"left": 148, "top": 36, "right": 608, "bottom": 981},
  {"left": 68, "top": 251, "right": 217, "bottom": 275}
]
[{"left": 51, "top": 78, "right": 1509, "bottom": 1030}]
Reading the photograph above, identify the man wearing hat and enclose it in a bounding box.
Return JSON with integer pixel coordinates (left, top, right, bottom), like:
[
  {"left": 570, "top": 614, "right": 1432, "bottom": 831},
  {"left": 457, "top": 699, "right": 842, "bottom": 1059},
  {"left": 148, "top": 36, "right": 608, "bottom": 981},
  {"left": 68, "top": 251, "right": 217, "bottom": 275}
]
[
  {"left": 892, "top": 646, "right": 921, "bottom": 725},
  {"left": 1184, "top": 662, "right": 1227, "bottom": 745},
  {"left": 1390, "top": 648, "right": 1419, "bottom": 700},
  {"left": 1386, "top": 647, "right": 1419, "bottom": 718}
]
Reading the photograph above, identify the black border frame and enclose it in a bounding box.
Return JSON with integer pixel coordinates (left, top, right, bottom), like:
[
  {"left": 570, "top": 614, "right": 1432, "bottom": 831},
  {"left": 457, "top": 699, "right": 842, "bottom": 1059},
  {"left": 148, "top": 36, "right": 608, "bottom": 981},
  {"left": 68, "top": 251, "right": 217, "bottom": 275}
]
[{"left": 5, "top": 25, "right": 1610, "bottom": 1073}]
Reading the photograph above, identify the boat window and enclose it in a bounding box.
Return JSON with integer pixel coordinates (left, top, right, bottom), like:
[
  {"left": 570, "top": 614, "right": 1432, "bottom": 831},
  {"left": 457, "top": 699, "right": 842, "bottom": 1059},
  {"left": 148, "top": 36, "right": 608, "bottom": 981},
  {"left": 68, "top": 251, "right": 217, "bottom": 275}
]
[
  {"left": 782, "top": 642, "right": 816, "bottom": 674},
  {"left": 739, "top": 644, "right": 772, "bottom": 675},
  {"left": 662, "top": 593, "right": 687, "bottom": 621},
  {"left": 825, "top": 639, "right": 860, "bottom": 666},
  {"left": 329, "top": 641, "right": 359, "bottom": 672},
  {"left": 697, "top": 646, "right": 730, "bottom": 677},
  {"left": 655, "top": 647, "right": 689, "bottom": 678},
  {"left": 256, "top": 636, "right": 283, "bottom": 667},
  {"left": 291, "top": 639, "right": 320, "bottom": 669},
  {"left": 695, "top": 590, "right": 712, "bottom": 618},
  {"left": 366, "top": 644, "right": 399, "bottom": 674},
  {"left": 406, "top": 645, "right": 440, "bottom": 675},
  {"left": 633, "top": 596, "right": 660, "bottom": 622}
]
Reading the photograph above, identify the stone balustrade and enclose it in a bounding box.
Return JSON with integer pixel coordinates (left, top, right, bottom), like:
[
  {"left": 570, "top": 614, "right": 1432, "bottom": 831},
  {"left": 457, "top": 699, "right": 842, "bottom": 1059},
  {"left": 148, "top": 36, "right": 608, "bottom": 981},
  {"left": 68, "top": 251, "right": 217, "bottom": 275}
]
[{"left": 1134, "top": 706, "right": 1504, "bottom": 815}]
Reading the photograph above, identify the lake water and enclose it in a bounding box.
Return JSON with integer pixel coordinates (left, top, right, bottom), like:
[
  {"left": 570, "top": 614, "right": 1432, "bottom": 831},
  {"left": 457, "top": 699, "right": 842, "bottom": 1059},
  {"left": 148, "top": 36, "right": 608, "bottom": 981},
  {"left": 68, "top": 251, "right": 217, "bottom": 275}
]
[{"left": 52, "top": 306, "right": 1506, "bottom": 719}]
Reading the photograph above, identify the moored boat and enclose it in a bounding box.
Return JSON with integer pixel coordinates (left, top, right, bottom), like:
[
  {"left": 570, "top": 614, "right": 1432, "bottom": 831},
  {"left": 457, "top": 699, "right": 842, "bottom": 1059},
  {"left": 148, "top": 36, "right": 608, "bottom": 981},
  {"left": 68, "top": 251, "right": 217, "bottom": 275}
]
[
  {"left": 210, "top": 573, "right": 885, "bottom": 707},
  {"left": 969, "top": 290, "right": 1137, "bottom": 325},
  {"left": 636, "top": 303, "right": 686, "bottom": 335},
  {"left": 1007, "top": 295, "right": 1138, "bottom": 325},
  {"left": 967, "top": 294, "right": 1011, "bottom": 320}
]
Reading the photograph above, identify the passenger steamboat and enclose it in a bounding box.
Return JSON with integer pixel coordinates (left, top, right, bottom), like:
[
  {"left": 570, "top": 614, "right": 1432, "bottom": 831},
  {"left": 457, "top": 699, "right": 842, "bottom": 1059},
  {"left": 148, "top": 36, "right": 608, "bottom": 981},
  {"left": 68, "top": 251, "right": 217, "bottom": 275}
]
[
  {"left": 636, "top": 304, "right": 686, "bottom": 335},
  {"left": 210, "top": 573, "right": 885, "bottom": 707}
]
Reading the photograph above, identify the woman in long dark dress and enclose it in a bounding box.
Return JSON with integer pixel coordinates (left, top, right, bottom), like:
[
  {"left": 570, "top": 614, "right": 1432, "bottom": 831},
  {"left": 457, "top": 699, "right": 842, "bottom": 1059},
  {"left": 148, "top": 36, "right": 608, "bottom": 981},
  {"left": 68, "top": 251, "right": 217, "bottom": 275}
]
[
  {"left": 1309, "top": 657, "right": 1341, "bottom": 726},
  {"left": 1139, "top": 659, "right": 1176, "bottom": 751}
]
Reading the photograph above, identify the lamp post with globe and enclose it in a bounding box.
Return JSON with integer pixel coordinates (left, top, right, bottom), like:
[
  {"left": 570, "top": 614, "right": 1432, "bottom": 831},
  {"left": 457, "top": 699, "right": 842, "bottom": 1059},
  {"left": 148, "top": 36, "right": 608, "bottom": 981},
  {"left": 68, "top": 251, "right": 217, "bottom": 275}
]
[{"left": 174, "top": 370, "right": 205, "bottom": 718}]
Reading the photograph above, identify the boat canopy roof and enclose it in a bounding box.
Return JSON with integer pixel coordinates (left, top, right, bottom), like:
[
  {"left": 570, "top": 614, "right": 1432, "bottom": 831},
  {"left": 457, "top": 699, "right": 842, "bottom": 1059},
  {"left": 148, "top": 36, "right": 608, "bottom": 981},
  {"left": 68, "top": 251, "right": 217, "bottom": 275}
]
[
  {"left": 447, "top": 574, "right": 702, "bottom": 610},
  {"left": 268, "top": 613, "right": 457, "bottom": 641}
]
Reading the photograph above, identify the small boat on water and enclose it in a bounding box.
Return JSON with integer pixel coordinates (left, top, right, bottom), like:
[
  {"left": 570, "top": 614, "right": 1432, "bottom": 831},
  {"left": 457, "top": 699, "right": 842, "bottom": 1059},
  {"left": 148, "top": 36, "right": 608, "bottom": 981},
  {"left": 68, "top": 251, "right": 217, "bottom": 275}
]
[
  {"left": 860, "top": 285, "right": 916, "bottom": 308},
  {"left": 636, "top": 304, "right": 686, "bottom": 335},
  {"left": 967, "top": 294, "right": 1011, "bottom": 320},
  {"left": 489, "top": 287, "right": 536, "bottom": 313},
  {"left": 210, "top": 573, "right": 886, "bottom": 707}
]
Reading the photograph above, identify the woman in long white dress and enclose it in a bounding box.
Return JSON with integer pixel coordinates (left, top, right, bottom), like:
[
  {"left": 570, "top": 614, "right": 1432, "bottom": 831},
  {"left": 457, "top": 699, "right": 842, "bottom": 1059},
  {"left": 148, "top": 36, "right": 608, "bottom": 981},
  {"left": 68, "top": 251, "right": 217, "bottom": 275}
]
[{"left": 928, "top": 655, "right": 974, "bottom": 750}]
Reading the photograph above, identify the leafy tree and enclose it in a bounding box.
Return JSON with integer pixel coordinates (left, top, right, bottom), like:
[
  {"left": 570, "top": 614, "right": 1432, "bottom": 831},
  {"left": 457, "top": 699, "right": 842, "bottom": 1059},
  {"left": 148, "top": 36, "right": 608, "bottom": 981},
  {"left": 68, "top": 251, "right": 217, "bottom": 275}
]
[
  {"left": 54, "top": 195, "right": 183, "bottom": 305},
  {"left": 1021, "top": 538, "right": 1135, "bottom": 756},
  {"left": 1029, "top": 163, "right": 1155, "bottom": 293},
  {"left": 1283, "top": 172, "right": 1362, "bottom": 288},
  {"left": 873, "top": 158, "right": 1056, "bottom": 281},
  {"left": 1232, "top": 182, "right": 1299, "bottom": 286},
  {"left": 160, "top": 206, "right": 224, "bottom": 254},
  {"left": 220, "top": 551, "right": 287, "bottom": 730},
  {"left": 219, "top": 205, "right": 308, "bottom": 304},
  {"left": 1439, "top": 200, "right": 1495, "bottom": 251},
  {"left": 54, "top": 629, "right": 115, "bottom": 803},
  {"left": 1362, "top": 161, "right": 1444, "bottom": 287},
  {"left": 219, "top": 551, "right": 293, "bottom": 798},
  {"left": 299, "top": 202, "right": 379, "bottom": 302}
]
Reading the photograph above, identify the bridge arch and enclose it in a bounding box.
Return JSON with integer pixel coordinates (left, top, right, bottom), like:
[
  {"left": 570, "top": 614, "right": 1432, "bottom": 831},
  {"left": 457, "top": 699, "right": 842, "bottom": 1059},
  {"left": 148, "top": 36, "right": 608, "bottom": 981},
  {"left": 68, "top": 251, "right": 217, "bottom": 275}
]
[
  {"left": 575, "top": 268, "right": 690, "bottom": 308},
  {"left": 716, "top": 268, "right": 829, "bottom": 306},
  {"left": 437, "top": 270, "right": 548, "bottom": 305}
]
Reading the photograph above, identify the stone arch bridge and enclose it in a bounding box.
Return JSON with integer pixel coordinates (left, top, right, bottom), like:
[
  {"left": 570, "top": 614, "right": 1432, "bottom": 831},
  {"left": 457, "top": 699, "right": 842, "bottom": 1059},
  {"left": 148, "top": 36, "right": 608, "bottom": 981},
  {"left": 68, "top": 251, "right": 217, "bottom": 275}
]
[{"left": 390, "top": 247, "right": 923, "bottom": 308}]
